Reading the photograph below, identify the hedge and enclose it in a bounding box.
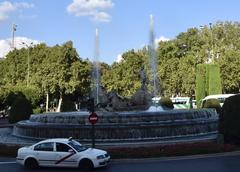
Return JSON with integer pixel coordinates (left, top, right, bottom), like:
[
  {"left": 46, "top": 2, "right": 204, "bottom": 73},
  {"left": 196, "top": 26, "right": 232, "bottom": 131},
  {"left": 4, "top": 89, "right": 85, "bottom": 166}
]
[
  {"left": 196, "top": 64, "right": 207, "bottom": 108},
  {"left": 207, "top": 64, "right": 222, "bottom": 95},
  {"left": 196, "top": 64, "right": 222, "bottom": 108},
  {"left": 8, "top": 94, "right": 33, "bottom": 123},
  {"left": 220, "top": 94, "right": 240, "bottom": 144}
]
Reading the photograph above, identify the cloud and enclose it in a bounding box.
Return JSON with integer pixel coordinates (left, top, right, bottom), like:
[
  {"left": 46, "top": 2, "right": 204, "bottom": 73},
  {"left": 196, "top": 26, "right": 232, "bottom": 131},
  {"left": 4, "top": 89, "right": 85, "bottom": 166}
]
[
  {"left": 14, "top": 2, "right": 35, "bottom": 9},
  {"left": 0, "top": 1, "right": 15, "bottom": 21},
  {"left": 155, "top": 36, "right": 170, "bottom": 48},
  {"left": 92, "top": 11, "right": 111, "bottom": 22},
  {"left": 0, "top": 1, "right": 34, "bottom": 22},
  {"left": 115, "top": 54, "right": 123, "bottom": 63},
  {"left": 0, "top": 37, "right": 41, "bottom": 58},
  {"left": 155, "top": 36, "right": 170, "bottom": 42},
  {"left": 67, "top": 0, "right": 114, "bottom": 22}
]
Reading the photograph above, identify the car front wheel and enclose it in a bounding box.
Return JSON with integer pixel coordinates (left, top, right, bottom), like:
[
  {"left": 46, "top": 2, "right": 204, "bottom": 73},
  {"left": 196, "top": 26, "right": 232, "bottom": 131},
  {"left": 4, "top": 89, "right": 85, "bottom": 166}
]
[
  {"left": 24, "top": 158, "right": 39, "bottom": 169},
  {"left": 79, "top": 158, "right": 94, "bottom": 171}
]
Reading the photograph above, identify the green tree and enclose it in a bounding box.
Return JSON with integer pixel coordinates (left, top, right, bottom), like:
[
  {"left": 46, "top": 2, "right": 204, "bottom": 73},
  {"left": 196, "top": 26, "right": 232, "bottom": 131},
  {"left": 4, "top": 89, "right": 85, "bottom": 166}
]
[
  {"left": 102, "top": 50, "right": 144, "bottom": 97},
  {"left": 23, "top": 41, "right": 91, "bottom": 112}
]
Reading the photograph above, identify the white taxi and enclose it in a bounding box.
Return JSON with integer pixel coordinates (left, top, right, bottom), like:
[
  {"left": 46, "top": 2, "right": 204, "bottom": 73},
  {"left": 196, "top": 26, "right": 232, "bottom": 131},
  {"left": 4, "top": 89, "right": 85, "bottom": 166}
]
[{"left": 16, "top": 138, "right": 110, "bottom": 170}]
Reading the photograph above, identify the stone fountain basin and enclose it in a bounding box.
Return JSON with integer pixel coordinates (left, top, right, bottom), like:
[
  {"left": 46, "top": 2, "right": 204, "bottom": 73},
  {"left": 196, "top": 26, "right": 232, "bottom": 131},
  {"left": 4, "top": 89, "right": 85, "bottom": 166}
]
[{"left": 13, "top": 109, "right": 218, "bottom": 142}]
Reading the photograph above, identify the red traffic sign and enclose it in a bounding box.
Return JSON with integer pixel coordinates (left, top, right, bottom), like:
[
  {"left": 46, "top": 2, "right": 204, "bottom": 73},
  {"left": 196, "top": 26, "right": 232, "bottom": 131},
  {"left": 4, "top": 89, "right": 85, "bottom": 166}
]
[{"left": 88, "top": 112, "right": 98, "bottom": 125}]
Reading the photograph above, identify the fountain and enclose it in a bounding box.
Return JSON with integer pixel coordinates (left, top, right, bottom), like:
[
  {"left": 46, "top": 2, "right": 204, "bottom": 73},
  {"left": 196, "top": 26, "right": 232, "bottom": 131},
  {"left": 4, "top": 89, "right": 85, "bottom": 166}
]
[
  {"left": 92, "top": 28, "right": 101, "bottom": 105},
  {"left": 12, "top": 17, "right": 218, "bottom": 145},
  {"left": 149, "top": 14, "right": 159, "bottom": 98},
  {"left": 13, "top": 109, "right": 218, "bottom": 143}
]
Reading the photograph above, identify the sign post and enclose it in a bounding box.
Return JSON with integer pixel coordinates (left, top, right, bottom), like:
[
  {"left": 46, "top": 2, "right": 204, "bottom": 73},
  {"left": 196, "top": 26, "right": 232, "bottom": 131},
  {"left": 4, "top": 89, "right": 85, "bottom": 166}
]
[{"left": 88, "top": 112, "right": 98, "bottom": 148}]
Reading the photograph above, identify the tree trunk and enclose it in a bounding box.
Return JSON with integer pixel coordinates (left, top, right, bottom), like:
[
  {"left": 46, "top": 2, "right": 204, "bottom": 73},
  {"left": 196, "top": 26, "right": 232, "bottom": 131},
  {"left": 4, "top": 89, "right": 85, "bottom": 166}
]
[
  {"left": 46, "top": 92, "right": 49, "bottom": 112},
  {"left": 56, "top": 95, "right": 63, "bottom": 112}
]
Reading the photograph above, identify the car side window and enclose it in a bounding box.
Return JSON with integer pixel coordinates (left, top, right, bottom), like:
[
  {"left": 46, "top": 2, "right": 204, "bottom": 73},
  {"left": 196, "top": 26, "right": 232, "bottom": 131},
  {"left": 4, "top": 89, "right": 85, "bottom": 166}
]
[
  {"left": 56, "top": 142, "right": 72, "bottom": 152},
  {"left": 34, "top": 142, "right": 54, "bottom": 151}
]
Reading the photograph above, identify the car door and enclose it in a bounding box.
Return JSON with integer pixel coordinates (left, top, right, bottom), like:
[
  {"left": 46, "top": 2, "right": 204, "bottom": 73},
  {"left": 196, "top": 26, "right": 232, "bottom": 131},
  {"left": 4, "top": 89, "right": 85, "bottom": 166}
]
[
  {"left": 54, "top": 142, "right": 78, "bottom": 167},
  {"left": 33, "top": 142, "right": 55, "bottom": 167}
]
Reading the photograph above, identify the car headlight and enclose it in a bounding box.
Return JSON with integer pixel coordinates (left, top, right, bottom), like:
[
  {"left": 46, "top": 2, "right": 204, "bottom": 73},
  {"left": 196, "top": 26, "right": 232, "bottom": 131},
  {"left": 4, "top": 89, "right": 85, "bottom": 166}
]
[{"left": 96, "top": 155, "right": 105, "bottom": 159}]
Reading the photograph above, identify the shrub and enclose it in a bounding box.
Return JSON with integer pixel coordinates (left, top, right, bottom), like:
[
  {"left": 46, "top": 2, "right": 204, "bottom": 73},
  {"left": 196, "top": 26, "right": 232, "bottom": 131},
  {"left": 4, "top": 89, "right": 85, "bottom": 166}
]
[
  {"left": 0, "top": 144, "right": 20, "bottom": 157},
  {"left": 220, "top": 94, "right": 240, "bottom": 144},
  {"left": 61, "top": 97, "right": 76, "bottom": 112},
  {"left": 8, "top": 95, "right": 33, "bottom": 123},
  {"left": 107, "top": 142, "right": 236, "bottom": 159},
  {"left": 33, "top": 107, "right": 44, "bottom": 114},
  {"left": 1, "top": 86, "right": 42, "bottom": 110},
  {"left": 19, "top": 86, "right": 42, "bottom": 108},
  {"left": 5, "top": 91, "right": 18, "bottom": 106},
  {"left": 0, "top": 87, "right": 9, "bottom": 110},
  {"left": 202, "top": 98, "right": 221, "bottom": 114},
  {"left": 159, "top": 97, "right": 174, "bottom": 109}
]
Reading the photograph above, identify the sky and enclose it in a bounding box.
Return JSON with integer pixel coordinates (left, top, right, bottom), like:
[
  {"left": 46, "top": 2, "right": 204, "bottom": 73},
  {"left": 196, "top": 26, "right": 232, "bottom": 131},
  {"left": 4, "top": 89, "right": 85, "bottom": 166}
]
[{"left": 0, "top": 0, "right": 240, "bottom": 64}]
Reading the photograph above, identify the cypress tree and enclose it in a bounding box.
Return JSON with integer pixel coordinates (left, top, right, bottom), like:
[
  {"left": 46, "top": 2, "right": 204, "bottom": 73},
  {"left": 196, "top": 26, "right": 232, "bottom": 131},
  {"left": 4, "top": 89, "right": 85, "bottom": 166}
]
[
  {"left": 196, "top": 64, "right": 206, "bottom": 107},
  {"left": 196, "top": 64, "right": 222, "bottom": 108}
]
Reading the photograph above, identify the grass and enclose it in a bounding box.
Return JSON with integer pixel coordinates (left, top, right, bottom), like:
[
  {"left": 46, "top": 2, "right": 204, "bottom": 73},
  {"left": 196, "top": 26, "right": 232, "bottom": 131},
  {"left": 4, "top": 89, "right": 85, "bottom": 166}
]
[{"left": 0, "top": 142, "right": 237, "bottom": 159}]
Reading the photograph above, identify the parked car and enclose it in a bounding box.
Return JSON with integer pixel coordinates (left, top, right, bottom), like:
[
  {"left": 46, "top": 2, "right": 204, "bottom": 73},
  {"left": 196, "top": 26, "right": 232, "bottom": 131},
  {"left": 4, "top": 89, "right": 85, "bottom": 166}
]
[{"left": 16, "top": 138, "right": 110, "bottom": 170}]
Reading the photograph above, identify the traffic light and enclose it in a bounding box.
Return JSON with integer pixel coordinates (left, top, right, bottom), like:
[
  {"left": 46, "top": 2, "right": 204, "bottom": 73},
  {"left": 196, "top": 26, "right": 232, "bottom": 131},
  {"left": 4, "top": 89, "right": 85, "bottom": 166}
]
[{"left": 87, "top": 98, "right": 95, "bottom": 113}]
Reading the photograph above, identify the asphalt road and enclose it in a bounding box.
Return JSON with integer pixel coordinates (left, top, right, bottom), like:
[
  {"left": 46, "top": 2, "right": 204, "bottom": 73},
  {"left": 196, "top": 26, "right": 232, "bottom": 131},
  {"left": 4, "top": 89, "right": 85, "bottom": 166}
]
[{"left": 1, "top": 153, "right": 240, "bottom": 172}]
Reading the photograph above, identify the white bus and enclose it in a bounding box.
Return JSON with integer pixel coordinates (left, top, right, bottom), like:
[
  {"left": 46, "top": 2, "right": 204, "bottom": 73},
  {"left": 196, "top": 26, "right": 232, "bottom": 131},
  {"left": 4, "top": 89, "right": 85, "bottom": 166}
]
[
  {"left": 170, "top": 97, "right": 196, "bottom": 109},
  {"left": 201, "top": 94, "right": 235, "bottom": 107},
  {"left": 152, "top": 97, "right": 196, "bottom": 109}
]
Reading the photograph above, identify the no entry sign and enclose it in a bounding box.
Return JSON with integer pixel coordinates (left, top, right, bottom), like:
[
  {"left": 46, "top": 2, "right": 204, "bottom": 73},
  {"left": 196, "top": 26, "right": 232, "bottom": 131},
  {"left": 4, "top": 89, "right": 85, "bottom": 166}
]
[{"left": 88, "top": 112, "right": 98, "bottom": 125}]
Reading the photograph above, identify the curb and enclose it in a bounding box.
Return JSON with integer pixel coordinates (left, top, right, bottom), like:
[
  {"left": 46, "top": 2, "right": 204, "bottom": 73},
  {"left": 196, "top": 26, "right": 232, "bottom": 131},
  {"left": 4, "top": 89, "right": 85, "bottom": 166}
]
[
  {"left": 0, "top": 125, "right": 13, "bottom": 128},
  {"left": 111, "top": 150, "right": 240, "bottom": 163}
]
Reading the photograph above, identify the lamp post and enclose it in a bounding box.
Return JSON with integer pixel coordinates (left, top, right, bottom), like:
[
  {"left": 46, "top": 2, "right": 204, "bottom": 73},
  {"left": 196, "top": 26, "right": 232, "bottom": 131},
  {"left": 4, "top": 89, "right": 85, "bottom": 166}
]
[
  {"left": 209, "top": 23, "right": 214, "bottom": 61},
  {"left": 199, "top": 23, "right": 214, "bottom": 63},
  {"left": 22, "top": 42, "right": 33, "bottom": 87},
  {"left": 11, "top": 23, "right": 17, "bottom": 49}
]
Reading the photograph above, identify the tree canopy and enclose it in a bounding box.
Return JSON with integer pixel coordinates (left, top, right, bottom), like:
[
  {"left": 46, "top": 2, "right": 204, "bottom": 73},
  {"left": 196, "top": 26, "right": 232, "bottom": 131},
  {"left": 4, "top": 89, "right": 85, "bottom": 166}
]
[{"left": 0, "top": 21, "right": 240, "bottom": 112}]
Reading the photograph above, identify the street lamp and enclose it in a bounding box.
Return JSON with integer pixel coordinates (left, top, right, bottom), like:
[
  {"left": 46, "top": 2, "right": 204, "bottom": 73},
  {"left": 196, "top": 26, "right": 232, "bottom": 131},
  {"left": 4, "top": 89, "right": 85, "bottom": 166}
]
[
  {"left": 11, "top": 23, "right": 17, "bottom": 49},
  {"left": 209, "top": 23, "right": 214, "bottom": 61},
  {"left": 22, "top": 42, "right": 33, "bottom": 87},
  {"left": 199, "top": 23, "right": 214, "bottom": 63}
]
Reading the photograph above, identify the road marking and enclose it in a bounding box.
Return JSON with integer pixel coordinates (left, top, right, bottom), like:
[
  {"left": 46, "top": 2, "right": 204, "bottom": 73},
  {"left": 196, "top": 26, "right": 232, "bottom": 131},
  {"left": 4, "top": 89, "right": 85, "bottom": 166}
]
[{"left": 0, "top": 161, "right": 16, "bottom": 165}]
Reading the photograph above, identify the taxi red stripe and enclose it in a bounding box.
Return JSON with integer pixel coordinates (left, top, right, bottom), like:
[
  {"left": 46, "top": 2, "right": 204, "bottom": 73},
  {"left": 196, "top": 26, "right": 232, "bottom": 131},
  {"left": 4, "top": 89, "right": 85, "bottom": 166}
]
[{"left": 55, "top": 151, "right": 76, "bottom": 164}]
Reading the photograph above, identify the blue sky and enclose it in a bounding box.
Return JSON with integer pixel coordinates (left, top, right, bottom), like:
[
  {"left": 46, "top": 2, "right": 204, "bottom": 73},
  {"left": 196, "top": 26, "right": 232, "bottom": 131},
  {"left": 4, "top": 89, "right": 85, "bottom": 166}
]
[{"left": 0, "top": 0, "right": 240, "bottom": 64}]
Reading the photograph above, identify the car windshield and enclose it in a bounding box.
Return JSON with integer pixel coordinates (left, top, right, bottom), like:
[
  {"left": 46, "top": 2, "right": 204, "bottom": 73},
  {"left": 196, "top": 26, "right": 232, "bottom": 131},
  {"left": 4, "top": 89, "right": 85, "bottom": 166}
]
[{"left": 68, "top": 140, "right": 88, "bottom": 152}]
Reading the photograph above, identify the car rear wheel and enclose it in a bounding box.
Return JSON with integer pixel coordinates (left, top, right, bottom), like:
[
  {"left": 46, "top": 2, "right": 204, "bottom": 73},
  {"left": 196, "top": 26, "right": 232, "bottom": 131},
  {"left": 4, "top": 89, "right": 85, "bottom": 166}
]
[
  {"left": 79, "top": 159, "right": 94, "bottom": 171},
  {"left": 24, "top": 158, "right": 39, "bottom": 169}
]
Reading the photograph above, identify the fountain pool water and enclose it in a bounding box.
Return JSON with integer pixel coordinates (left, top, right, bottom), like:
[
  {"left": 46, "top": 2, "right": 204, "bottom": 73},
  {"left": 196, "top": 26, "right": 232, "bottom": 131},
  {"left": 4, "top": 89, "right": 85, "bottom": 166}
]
[{"left": 147, "top": 105, "right": 164, "bottom": 112}]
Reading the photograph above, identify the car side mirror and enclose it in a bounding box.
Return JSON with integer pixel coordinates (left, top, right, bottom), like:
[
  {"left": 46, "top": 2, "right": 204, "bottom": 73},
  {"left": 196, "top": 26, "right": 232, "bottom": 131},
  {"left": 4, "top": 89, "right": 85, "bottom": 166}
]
[{"left": 68, "top": 149, "right": 74, "bottom": 153}]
